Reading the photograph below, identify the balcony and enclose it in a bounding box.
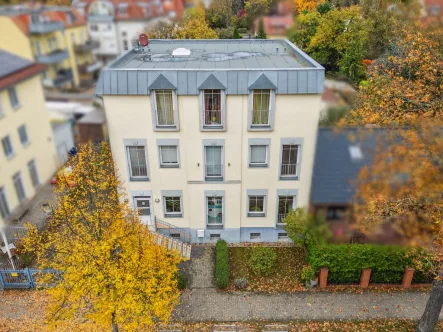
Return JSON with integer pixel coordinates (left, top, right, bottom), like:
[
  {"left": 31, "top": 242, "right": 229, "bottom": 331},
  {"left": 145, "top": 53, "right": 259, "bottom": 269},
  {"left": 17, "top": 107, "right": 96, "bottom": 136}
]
[
  {"left": 74, "top": 40, "right": 100, "bottom": 53},
  {"left": 205, "top": 165, "right": 223, "bottom": 181},
  {"left": 77, "top": 60, "right": 103, "bottom": 74},
  {"left": 29, "top": 21, "right": 64, "bottom": 34},
  {"left": 36, "top": 49, "right": 69, "bottom": 64},
  {"left": 42, "top": 69, "right": 73, "bottom": 88}
]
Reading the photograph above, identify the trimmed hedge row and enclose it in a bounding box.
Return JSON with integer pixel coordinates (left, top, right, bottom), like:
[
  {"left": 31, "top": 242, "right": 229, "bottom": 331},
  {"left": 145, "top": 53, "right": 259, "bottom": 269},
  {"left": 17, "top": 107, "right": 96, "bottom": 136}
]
[
  {"left": 308, "top": 244, "right": 433, "bottom": 284},
  {"left": 215, "top": 239, "right": 229, "bottom": 289}
]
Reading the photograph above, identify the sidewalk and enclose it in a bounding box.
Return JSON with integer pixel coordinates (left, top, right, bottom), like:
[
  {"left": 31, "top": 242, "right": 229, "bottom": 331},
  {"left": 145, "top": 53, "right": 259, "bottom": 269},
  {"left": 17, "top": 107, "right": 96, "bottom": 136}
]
[{"left": 173, "top": 289, "right": 434, "bottom": 321}]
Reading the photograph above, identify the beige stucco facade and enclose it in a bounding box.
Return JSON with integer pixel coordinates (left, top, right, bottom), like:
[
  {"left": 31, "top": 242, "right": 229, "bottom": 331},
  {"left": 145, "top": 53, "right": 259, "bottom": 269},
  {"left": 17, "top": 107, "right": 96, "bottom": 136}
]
[
  {"left": 103, "top": 93, "right": 322, "bottom": 242},
  {"left": 0, "top": 75, "right": 58, "bottom": 224}
]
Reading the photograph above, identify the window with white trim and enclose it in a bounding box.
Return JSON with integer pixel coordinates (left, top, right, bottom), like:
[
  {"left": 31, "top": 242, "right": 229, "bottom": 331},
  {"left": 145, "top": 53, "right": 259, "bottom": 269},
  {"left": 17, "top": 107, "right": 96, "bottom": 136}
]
[
  {"left": 0, "top": 187, "right": 10, "bottom": 219},
  {"left": 277, "top": 195, "right": 295, "bottom": 225},
  {"left": 126, "top": 145, "right": 148, "bottom": 180},
  {"left": 281, "top": 145, "right": 299, "bottom": 178},
  {"left": 250, "top": 145, "right": 268, "bottom": 167},
  {"left": 13, "top": 172, "right": 26, "bottom": 203},
  {"left": 1, "top": 135, "right": 14, "bottom": 158},
  {"left": 28, "top": 159, "right": 40, "bottom": 188},
  {"left": 252, "top": 89, "right": 270, "bottom": 126},
  {"left": 203, "top": 89, "right": 222, "bottom": 126},
  {"left": 278, "top": 232, "right": 289, "bottom": 240},
  {"left": 154, "top": 90, "right": 175, "bottom": 127},
  {"left": 210, "top": 233, "right": 221, "bottom": 240},
  {"left": 8, "top": 87, "right": 19, "bottom": 109},
  {"left": 18, "top": 124, "right": 29, "bottom": 146},
  {"left": 159, "top": 145, "right": 178, "bottom": 168},
  {"left": 204, "top": 146, "right": 223, "bottom": 180},
  {"left": 248, "top": 195, "right": 265, "bottom": 217},
  {"left": 164, "top": 196, "right": 182, "bottom": 217}
]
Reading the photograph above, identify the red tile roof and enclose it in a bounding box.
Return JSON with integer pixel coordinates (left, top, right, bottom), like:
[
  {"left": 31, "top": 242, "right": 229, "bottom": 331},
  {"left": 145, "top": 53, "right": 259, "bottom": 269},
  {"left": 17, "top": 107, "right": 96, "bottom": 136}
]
[{"left": 255, "top": 14, "right": 293, "bottom": 35}]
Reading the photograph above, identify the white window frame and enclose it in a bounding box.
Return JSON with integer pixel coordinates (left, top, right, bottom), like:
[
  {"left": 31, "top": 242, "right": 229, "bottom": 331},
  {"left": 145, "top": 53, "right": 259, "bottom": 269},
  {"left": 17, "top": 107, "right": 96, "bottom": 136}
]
[
  {"left": 2, "top": 135, "right": 14, "bottom": 159},
  {"left": 8, "top": 86, "right": 20, "bottom": 109},
  {"left": 157, "top": 139, "right": 180, "bottom": 168},
  {"left": 162, "top": 190, "right": 183, "bottom": 218},
  {"left": 124, "top": 139, "right": 149, "bottom": 181},
  {"left": 28, "top": 159, "right": 40, "bottom": 188},
  {"left": 203, "top": 140, "right": 225, "bottom": 181},
  {"left": 276, "top": 189, "right": 298, "bottom": 226},
  {"left": 150, "top": 89, "right": 179, "bottom": 131},
  {"left": 250, "top": 232, "right": 261, "bottom": 240},
  {"left": 279, "top": 138, "right": 303, "bottom": 181},
  {"left": 205, "top": 190, "right": 225, "bottom": 229},
  {"left": 246, "top": 189, "right": 267, "bottom": 217},
  {"left": 199, "top": 89, "right": 226, "bottom": 131},
  {"left": 248, "top": 89, "right": 275, "bottom": 131}
]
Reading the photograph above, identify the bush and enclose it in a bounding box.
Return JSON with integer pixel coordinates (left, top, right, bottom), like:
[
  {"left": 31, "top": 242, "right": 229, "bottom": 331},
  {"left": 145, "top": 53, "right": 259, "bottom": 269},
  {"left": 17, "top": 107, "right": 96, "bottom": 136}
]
[
  {"left": 215, "top": 239, "right": 229, "bottom": 289},
  {"left": 248, "top": 247, "right": 277, "bottom": 276},
  {"left": 301, "top": 265, "right": 315, "bottom": 286},
  {"left": 308, "top": 244, "right": 433, "bottom": 284},
  {"left": 175, "top": 271, "right": 187, "bottom": 290},
  {"left": 234, "top": 277, "right": 248, "bottom": 289}
]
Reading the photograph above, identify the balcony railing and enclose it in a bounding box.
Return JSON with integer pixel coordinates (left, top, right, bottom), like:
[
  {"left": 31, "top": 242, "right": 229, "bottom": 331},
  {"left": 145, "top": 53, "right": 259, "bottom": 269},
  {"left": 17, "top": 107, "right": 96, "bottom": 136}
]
[
  {"left": 42, "top": 69, "right": 73, "bottom": 88},
  {"left": 277, "top": 214, "right": 287, "bottom": 225},
  {"left": 129, "top": 164, "right": 148, "bottom": 179},
  {"left": 204, "top": 110, "right": 222, "bottom": 126},
  {"left": 205, "top": 165, "right": 223, "bottom": 180},
  {"left": 36, "top": 49, "right": 69, "bottom": 64},
  {"left": 29, "top": 21, "right": 64, "bottom": 34},
  {"left": 74, "top": 40, "right": 100, "bottom": 53},
  {"left": 207, "top": 214, "right": 223, "bottom": 228},
  {"left": 251, "top": 109, "right": 270, "bottom": 126},
  {"left": 77, "top": 60, "right": 104, "bottom": 74},
  {"left": 280, "top": 164, "right": 298, "bottom": 178},
  {"left": 154, "top": 217, "right": 192, "bottom": 243}
]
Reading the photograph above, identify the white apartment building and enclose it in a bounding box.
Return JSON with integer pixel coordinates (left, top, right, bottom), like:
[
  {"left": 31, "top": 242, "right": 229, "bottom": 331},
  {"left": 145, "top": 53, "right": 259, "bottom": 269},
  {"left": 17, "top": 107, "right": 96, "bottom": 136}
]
[{"left": 95, "top": 39, "right": 325, "bottom": 243}]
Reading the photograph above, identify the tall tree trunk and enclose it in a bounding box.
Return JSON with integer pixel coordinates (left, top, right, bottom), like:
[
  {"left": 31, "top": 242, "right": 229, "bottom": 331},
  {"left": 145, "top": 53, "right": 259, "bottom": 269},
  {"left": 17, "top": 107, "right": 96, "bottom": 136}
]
[
  {"left": 417, "top": 280, "right": 443, "bottom": 332},
  {"left": 112, "top": 313, "right": 118, "bottom": 332}
]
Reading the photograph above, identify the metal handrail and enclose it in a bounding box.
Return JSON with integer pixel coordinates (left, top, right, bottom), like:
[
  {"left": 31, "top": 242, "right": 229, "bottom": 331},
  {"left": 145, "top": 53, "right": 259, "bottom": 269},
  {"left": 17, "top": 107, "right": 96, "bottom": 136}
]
[
  {"left": 154, "top": 217, "right": 192, "bottom": 243},
  {"left": 205, "top": 165, "right": 223, "bottom": 179},
  {"left": 280, "top": 163, "right": 298, "bottom": 176}
]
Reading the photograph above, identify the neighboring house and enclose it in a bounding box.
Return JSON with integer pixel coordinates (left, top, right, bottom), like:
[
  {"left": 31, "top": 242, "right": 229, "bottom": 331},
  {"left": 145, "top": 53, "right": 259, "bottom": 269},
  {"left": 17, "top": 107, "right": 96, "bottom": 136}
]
[
  {"left": 255, "top": 15, "right": 293, "bottom": 38},
  {"left": 311, "top": 128, "right": 402, "bottom": 244},
  {"left": 0, "top": 50, "right": 58, "bottom": 224},
  {"left": 0, "top": 4, "right": 101, "bottom": 89},
  {"left": 77, "top": 109, "right": 108, "bottom": 143},
  {"left": 73, "top": 0, "right": 184, "bottom": 64},
  {"left": 47, "top": 104, "right": 75, "bottom": 166},
  {"left": 95, "top": 39, "right": 325, "bottom": 243}
]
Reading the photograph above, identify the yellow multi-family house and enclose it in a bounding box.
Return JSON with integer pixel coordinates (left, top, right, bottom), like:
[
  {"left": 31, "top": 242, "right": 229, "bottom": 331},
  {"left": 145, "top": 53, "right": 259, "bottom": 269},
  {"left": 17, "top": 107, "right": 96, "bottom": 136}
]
[
  {"left": 0, "top": 50, "right": 58, "bottom": 224},
  {"left": 0, "top": 5, "right": 102, "bottom": 90}
]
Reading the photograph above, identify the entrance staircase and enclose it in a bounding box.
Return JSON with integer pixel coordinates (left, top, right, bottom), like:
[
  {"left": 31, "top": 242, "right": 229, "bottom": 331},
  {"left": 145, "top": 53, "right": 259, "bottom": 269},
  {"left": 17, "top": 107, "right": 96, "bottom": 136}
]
[{"left": 152, "top": 217, "right": 192, "bottom": 260}]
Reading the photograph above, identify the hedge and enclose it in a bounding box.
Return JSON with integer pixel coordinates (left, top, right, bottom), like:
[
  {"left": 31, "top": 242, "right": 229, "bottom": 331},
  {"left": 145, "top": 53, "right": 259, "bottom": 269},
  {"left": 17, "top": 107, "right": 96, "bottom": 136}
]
[
  {"left": 215, "top": 239, "right": 229, "bottom": 289},
  {"left": 308, "top": 244, "right": 433, "bottom": 284}
]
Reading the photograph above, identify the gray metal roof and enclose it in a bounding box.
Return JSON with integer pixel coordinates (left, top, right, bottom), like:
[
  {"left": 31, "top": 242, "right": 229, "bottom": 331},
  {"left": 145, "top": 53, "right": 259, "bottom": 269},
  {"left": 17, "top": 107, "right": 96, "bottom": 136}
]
[
  {"left": 0, "top": 50, "right": 33, "bottom": 78},
  {"left": 311, "top": 128, "right": 387, "bottom": 205},
  {"left": 95, "top": 39, "right": 325, "bottom": 96}
]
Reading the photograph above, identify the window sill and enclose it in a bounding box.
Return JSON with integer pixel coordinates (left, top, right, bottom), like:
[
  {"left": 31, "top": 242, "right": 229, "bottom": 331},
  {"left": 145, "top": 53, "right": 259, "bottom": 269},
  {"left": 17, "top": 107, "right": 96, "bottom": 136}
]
[
  {"left": 202, "top": 125, "right": 224, "bottom": 131},
  {"left": 279, "top": 176, "right": 299, "bottom": 181},
  {"left": 205, "top": 177, "right": 224, "bottom": 182},
  {"left": 249, "top": 125, "right": 272, "bottom": 131},
  {"left": 249, "top": 164, "right": 268, "bottom": 168},
  {"left": 6, "top": 153, "right": 16, "bottom": 161},
  {"left": 207, "top": 224, "right": 223, "bottom": 229},
  {"left": 276, "top": 223, "right": 287, "bottom": 228},
  {"left": 129, "top": 177, "right": 150, "bottom": 182},
  {"left": 12, "top": 104, "right": 21, "bottom": 111},
  {"left": 164, "top": 213, "right": 183, "bottom": 218},
  {"left": 160, "top": 164, "right": 179, "bottom": 168},
  {"left": 248, "top": 213, "right": 266, "bottom": 217},
  {"left": 154, "top": 126, "right": 178, "bottom": 132}
]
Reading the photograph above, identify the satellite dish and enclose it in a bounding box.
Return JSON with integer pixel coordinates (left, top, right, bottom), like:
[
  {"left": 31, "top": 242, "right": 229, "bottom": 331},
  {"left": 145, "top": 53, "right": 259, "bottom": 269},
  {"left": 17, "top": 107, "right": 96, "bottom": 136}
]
[{"left": 138, "top": 34, "right": 149, "bottom": 47}]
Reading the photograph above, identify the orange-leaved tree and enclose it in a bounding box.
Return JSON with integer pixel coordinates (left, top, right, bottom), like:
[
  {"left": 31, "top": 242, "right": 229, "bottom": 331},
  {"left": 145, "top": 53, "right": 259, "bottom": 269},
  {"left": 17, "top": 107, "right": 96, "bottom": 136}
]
[
  {"left": 343, "top": 28, "right": 443, "bottom": 332},
  {"left": 22, "top": 142, "right": 181, "bottom": 332}
]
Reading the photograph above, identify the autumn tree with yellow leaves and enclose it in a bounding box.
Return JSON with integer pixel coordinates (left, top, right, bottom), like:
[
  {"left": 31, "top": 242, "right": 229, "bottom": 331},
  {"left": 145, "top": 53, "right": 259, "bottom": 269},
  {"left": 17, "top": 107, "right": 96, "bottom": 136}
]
[
  {"left": 22, "top": 142, "right": 181, "bottom": 332},
  {"left": 343, "top": 28, "right": 443, "bottom": 332}
]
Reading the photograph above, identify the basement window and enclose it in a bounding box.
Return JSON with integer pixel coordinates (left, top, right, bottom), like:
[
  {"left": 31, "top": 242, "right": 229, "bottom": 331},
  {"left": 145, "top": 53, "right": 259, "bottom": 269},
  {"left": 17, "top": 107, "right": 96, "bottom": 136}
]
[
  {"left": 250, "top": 233, "right": 261, "bottom": 240},
  {"left": 210, "top": 233, "right": 221, "bottom": 240}
]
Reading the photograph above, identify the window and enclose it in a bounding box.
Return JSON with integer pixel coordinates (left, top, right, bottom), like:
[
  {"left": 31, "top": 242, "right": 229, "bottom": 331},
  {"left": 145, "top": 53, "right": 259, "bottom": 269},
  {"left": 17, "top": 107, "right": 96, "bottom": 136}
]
[
  {"left": 118, "top": 5, "right": 127, "bottom": 15},
  {"left": 154, "top": 90, "right": 175, "bottom": 127},
  {"left": 2, "top": 136, "right": 14, "bottom": 158},
  {"left": 18, "top": 125, "right": 29, "bottom": 146},
  {"left": 248, "top": 195, "right": 265, "bottom": 217},
  {"left": 203, "top": 89, "right": 222, "bottom": 127},
  {"left": 8, "top": 87, "right": 19, "bottom": 109},
  {"left": 278, "top": 196, "right": 294, "bottom": 225},
  {"left": 71, "top": 32, "right": 76, "bottom": 45},
  {"left": 164, "top": 196, "right": 182, "bottom": 217},
  {"left": 170, "top": 233, "right": 181, "bottom": 239},
  {"left": 327, "top": 207, "right": 346, "bottom": 220},
  {"left": 250, "top": 145, "right": 268, "bottom": 167},
  {"left": 0, "top": 187, "right": 10, "bottom": 219},
  {"left": 127, "top": 146, "right": 148, "bottom": 180},
  {"left": 250, "top": 233, "right": 261, "bottom": 240},
  {"left": 207, "top": 196, "right": 223, "bottom": 228},
  {"left": 281, "top": 145, "right": 299, "bottom": 178},
  {"left": 205, "top": 146, "right": 223, "bottom": 180},
  {"left": 278, "top": 232, "right": 288, "bottom": 240},
  {"left": 13, "top": 172, "right": 26, "bottom": 203},
  {"left": 90, "top": 24, "right": 98, "bottom": 32},
  {"left": 28, "top": 159, "right": 40, "bottom": 188},
  {"left": 159, "top": 145, "right": 179, "bottom": 168},
  {"left": 252, "top": 89, "right": 270, "bottom": 126},
  {"left": 210, "top": 233, "right": 221, "bottom": 240},
  {"left": 123, "top": 40, "right": 128, "bottom": 51}
]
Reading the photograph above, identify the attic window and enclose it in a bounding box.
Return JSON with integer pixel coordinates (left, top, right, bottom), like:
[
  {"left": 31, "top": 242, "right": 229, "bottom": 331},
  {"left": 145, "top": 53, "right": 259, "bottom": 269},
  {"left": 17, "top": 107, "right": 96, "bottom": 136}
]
[
  {"left": 118, "top": 4, "right": 128, "bottom": 15},
  {"left": 172, "top": 48, "right": 191, "bottom": 56},
  {"left": 349, "top": 145, "right": 363, "bottom": 160}
]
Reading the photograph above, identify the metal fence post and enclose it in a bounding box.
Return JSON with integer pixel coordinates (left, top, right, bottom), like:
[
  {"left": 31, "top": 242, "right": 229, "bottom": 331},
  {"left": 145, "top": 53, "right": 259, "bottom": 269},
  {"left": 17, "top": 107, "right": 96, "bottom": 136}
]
[
  {"left": 24, "top": 268, "right": 35, "bottom": 289},
  {"left": 0, "top": 271, "right": 5, "bottom": 289}
]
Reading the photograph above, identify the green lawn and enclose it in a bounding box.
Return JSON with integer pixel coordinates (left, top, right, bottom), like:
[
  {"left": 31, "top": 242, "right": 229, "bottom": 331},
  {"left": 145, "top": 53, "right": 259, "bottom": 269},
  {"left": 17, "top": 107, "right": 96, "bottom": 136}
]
[{"left": 227, "top": 246, "right": 306, "bottom": 292}]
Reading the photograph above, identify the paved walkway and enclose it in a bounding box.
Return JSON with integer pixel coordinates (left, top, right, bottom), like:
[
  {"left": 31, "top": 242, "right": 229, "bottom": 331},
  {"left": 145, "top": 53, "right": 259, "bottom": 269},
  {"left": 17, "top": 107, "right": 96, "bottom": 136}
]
[{"left": 173, "top": 246, "right": 439, "bottom": 322}]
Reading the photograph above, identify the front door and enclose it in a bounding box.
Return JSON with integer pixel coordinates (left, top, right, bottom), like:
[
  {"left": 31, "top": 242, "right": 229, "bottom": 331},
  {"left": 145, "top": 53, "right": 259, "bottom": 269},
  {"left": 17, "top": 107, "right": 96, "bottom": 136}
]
[{"left": 135, "top": 197, "right": 153, "bottom": 226}]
